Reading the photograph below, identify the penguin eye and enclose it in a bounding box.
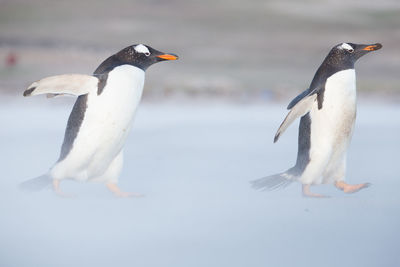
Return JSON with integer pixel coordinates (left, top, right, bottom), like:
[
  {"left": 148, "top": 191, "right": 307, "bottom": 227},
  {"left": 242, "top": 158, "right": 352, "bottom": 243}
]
[{"left": 144, "top": 52, "right": 150, "bottom": 56}]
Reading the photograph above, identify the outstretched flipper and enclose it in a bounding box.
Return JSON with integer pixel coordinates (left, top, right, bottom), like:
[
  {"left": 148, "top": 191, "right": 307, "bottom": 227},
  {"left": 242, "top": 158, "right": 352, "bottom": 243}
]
[
  {"left": 274, "top": 93, "right": 317, "bottom": 142},
  {"left": 23, "top": 74, "right": 98, "bottom": 97}
]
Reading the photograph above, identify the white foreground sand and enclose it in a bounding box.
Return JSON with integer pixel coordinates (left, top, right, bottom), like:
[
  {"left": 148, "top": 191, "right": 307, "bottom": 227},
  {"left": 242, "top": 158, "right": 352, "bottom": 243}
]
[{"left": 0, "top": 98, "right": 399, "bottom": 267}]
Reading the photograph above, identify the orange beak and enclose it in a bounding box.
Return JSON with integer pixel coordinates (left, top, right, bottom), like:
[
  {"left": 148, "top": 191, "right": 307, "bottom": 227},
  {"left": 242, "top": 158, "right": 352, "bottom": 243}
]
[
  {"left": 157, "top": 54, "right": 179, "bottom": 60},
  {"left": 363, "top": 44, "right": 382, "bottom": 51}
]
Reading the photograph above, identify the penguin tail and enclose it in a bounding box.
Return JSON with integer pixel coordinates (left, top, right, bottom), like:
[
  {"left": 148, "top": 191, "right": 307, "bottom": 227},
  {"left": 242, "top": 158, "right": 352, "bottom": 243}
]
[
  {"left": 19, "top": 174, "right": 52, "bottom": 192},
  {"left": 251, "top": 171, "right": 295, "bottom": 191}
]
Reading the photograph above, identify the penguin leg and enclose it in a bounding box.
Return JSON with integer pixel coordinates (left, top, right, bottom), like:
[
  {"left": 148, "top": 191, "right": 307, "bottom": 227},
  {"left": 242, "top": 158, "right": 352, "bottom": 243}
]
[
  {"left": 326, "top": 156, "right": 370, "bottom": 193},
  {"left": 96, "top": 151, "right": 143, "bottom": 198},
  {"left": 52, "top": 179, "right": 76, "bottom": 198},
  {"left": 106, "top": 183, "right": 143, "bottom": 198},
  {"left": 334, "top": 181, "right": 370, "bottom": 193},
  {"left": 299, "top": 150, "right": 332, "bottom": 198},
  {"left": 302, "top": 184, "right": 328, "bottom": 198}
]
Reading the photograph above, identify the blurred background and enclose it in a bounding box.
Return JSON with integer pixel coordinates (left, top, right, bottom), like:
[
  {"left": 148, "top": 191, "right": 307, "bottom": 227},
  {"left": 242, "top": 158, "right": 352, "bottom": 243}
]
[
  {"left": 1, "top": 1, "right": 400, "bottom": 267},
  {"left": 1, "top": 0, "right": 399, "bottom": 101}
]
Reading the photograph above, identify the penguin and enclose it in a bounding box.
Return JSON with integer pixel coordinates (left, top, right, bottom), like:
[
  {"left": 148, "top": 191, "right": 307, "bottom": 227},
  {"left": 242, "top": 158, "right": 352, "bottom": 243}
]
[
  {"left": 252, "top": 42, "right": 382, "bottom": 197},
  {"left": 20, "top": 44, "right": 178, "bottom": 197}
]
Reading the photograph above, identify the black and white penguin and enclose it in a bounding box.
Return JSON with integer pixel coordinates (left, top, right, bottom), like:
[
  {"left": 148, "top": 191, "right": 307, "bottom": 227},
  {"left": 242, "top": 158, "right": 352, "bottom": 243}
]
[
  {"left": 20, "top": 44, "right": 178, "bottom": 197},
  {"left": 252, "top": 42, "right": 382, "bottom": 197}
]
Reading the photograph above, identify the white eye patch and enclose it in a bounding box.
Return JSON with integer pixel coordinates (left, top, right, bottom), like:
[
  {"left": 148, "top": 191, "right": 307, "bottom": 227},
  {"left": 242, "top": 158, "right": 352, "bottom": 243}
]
[
  {"left": 339, "top": 43, "right": 353, "bottom": 51},
  {"left": 134, "top": 44, "right": 150, "bottom": 55}
]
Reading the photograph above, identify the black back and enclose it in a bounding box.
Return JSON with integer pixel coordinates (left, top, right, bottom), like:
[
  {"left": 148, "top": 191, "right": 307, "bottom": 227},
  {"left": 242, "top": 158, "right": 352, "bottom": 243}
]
[
  {"left": 289, "top": 113, "right": 311, "bottom": 176},
  {"left": 58, "top": 94, "right": 88, "bottom": 161}
]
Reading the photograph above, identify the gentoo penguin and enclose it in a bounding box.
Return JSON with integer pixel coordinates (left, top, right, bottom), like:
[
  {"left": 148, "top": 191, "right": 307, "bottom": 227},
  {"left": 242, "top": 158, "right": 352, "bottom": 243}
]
[
  {"left": 20, "top": 44, "right": 178, "bottom": 197},
  {"left": 252, "top": 42, "right": 382, "bottom": 197}
]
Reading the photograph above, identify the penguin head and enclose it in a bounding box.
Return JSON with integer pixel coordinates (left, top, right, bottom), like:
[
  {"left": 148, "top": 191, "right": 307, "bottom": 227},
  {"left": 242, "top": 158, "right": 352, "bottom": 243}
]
[
  {"left": 326, "top": 42, "right": 382, "bottom": 67},
  {"left": 114, "top": 44, "right": 178, "bottom": 71}
]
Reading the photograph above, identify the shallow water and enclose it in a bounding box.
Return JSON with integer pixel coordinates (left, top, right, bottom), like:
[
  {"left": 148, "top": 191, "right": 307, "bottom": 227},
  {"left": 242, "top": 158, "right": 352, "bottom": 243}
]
[{"left": 1, "top": 98, "right": 399, "bottom": 267}]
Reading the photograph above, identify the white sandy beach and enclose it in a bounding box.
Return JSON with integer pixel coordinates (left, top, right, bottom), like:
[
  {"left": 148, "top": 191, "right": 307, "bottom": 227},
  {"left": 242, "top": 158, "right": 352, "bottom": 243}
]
[{"left": 0, "top": 98, "right": 399, "bottom": 267}]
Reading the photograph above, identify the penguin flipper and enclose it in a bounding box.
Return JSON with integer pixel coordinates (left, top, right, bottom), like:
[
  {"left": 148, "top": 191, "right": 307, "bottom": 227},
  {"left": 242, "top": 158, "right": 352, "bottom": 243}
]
[
  {"left": 23, "top": 74, "right": 99, "bottom": 97},
  {"left": 274, "top": 93, "right": 317, "bottom": 142},
  {"left": 287, "top": 88, "right": 311, "bottom": 109}
]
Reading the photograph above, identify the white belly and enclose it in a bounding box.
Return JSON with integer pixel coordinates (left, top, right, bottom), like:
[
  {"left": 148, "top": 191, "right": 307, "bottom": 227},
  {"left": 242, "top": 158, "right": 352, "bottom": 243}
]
[
  {"left": 311, "top": 69, "right": 357, "bottom": 141},
  {"left": 302, "top": 69, "right": 357, "bottom": 184},
  {"left": 52, "top": 65, "right": 145, "bottom": 181}
]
